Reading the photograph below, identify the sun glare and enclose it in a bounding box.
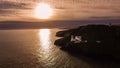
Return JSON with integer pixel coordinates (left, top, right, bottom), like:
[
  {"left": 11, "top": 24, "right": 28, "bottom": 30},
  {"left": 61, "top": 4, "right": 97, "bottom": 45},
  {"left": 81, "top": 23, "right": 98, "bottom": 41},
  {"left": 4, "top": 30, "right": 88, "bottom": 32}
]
[
  {"left": 39, "top": 29, "right": 51, "bottom": 50},
  {"left": 35, "top": 3, "right": 53, "bottom": 19}
]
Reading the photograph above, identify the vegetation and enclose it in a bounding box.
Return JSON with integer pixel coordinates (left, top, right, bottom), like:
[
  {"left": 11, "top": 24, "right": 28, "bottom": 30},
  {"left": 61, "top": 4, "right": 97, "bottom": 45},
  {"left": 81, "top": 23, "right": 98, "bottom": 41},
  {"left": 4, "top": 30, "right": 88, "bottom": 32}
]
[{"left": 54, "top": 25, "right": 120, "bottom": 59}]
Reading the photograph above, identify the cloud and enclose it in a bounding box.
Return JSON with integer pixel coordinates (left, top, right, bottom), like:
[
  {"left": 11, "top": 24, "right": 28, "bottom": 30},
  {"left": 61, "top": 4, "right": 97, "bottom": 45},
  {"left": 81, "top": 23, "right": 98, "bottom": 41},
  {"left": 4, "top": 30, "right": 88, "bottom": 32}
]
[
  {"left": 0, "top": 0, "right": 120, "bottom": 21},
  {"left": 0, "top": 1, "right": 32, "bottom": 16},
  {"left": 90, "top": 16, "right": 120, "bottom": 19},
  {"left": 0, "top": 9, "right": 13, "bottom": 16},
  {"left": 0, "top": 1, "right": 29, "bottom": 9}
]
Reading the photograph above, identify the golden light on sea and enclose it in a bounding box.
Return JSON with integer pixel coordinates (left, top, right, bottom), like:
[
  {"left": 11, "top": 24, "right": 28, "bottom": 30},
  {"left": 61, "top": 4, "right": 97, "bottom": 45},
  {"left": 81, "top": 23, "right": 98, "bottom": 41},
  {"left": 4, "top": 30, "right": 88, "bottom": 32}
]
[{"left": 39, "top": 29, "right": 51, "bottom": 50}]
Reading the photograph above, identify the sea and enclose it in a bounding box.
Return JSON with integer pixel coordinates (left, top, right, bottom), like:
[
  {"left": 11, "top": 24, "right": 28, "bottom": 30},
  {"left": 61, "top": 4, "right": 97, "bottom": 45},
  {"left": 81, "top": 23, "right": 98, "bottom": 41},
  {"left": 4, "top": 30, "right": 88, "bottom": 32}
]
[{"left": 0, "top": 29, "right": 120, "bottom": 68}]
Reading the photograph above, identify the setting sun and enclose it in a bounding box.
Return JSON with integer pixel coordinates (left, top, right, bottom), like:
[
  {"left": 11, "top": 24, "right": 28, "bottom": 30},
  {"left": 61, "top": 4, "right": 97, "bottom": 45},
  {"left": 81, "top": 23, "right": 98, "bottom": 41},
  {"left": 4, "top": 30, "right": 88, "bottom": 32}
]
[{"left": 35, "top": 3, "right": 53, "bottom": 19}]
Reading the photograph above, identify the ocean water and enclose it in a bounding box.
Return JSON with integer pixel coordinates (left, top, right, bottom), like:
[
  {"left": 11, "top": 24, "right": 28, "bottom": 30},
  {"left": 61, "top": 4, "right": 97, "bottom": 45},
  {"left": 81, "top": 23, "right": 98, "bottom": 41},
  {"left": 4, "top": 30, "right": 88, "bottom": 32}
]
[{"left": 0, "top": 29, "right": 119, "bottom": 68}]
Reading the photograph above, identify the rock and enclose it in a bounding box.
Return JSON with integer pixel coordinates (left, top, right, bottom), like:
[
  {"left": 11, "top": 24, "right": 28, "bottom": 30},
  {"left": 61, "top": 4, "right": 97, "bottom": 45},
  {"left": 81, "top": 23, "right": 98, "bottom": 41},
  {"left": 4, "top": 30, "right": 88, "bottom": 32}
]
[
  {"left": 54, "top": 25, "right": 120, "bottom": 59},
  {"left": 54, "top": 38, "right": 67, "bottom": 46},
  {"left": 56, "top": 31, "right": 67, "bottom": 37}
]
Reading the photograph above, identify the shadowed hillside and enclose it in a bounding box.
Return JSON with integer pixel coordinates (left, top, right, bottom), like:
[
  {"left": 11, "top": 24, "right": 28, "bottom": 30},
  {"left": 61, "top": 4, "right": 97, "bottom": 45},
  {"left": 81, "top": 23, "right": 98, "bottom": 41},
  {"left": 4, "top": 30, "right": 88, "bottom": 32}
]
[{"left": 54, "top": 25, "right": 120, "bottom": 59}]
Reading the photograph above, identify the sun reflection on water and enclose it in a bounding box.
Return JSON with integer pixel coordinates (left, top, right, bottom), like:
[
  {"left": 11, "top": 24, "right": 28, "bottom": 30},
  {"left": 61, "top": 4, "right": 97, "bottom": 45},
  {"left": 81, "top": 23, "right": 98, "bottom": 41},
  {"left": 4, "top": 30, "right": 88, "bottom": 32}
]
[{"left": 39, "top": 29, "right": 51, "bottom": 50}]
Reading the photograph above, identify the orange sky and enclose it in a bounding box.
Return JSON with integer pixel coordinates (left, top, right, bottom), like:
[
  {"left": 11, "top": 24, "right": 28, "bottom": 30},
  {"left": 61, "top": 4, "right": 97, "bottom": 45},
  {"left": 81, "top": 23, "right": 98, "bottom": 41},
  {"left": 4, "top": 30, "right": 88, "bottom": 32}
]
[{"left": 0, "top": 0, "right": 120, "bottom": 22}]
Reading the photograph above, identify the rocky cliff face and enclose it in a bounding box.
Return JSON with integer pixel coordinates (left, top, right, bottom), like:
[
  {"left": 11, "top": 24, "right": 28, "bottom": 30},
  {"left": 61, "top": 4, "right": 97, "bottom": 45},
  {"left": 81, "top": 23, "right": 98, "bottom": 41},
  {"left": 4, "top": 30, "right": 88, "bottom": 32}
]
[{"left": 54, "top": 25, "right": 120, "bottom": 59}]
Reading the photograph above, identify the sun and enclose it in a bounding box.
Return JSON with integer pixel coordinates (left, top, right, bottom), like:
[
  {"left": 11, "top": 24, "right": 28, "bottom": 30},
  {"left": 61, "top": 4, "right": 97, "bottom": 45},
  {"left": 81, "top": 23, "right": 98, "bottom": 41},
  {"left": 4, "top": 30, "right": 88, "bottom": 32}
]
[{"left": 35, "top": 3, "right": 53, "bottom": 19}]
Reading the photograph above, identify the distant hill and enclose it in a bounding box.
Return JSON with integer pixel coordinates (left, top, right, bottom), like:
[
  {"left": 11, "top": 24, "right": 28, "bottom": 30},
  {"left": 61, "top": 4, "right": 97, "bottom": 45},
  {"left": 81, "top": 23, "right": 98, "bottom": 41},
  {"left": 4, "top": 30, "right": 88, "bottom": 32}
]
[{"left": 0, "top": 19, "right": 120, "bottom": 29}]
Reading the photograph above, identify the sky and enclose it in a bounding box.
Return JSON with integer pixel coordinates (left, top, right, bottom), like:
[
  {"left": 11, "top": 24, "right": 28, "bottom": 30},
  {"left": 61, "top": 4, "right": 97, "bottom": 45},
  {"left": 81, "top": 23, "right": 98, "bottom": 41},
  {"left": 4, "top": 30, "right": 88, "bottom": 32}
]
[{"left": 0, "top": 0, "right": 120, "bottom": 22}]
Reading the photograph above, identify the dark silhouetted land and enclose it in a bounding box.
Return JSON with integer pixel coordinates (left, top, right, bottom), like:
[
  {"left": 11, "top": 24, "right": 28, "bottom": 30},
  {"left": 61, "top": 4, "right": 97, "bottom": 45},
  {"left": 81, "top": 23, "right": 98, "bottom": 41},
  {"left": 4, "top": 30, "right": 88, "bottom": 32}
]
[
  {"left": 54, "top": 25, "right": 120, "bottom": 60},
  {"left": 0, "top": 19, "right": 120, "bottom": 29}
]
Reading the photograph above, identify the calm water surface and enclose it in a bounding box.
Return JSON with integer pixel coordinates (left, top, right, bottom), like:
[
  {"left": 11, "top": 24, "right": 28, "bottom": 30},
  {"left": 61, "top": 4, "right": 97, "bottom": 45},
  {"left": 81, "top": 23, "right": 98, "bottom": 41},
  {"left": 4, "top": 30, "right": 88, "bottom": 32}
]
[{"left": 0, "top": 29, "right": 120, "bottom": 68}]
